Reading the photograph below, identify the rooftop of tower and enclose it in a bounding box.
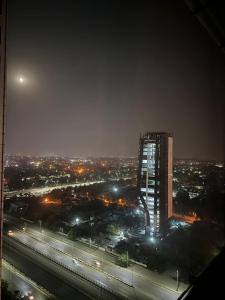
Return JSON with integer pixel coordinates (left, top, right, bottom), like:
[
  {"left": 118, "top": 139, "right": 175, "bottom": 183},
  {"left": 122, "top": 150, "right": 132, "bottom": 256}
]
[{"left": 142, "top": 132, "right": 173, "bottom": 139}]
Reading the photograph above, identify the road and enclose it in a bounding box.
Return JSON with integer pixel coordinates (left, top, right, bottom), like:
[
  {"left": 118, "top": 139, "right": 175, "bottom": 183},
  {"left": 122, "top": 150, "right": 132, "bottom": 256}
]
[
  {"left": 4, "top": 233, "right": 133, "bottom": 299},
  {"left": 4, "top": 180, "right": 105, "bottom": 197},
  {"left": 2, "top": 259, "right": 56, "bottom": 300},
  {"left": 4, "top": 216, "right": 186, "bottom": 300},
  {"left": 5, "top": 177, "right": 133, "bottom": 197},
  {"left": 3, "top": 242, "right": 91, "bottom": 300}
]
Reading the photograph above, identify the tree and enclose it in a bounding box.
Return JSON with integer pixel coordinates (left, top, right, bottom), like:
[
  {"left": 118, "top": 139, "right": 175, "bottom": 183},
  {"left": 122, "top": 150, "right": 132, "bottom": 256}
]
[
  {"left": 68, "top": 227, "right": 77, "bottom": 240},
  {"left": 117, "top": 252, "right": 129, "bottom": 268},
  {"left": 174, "top": 190, "right": 191, "bottom": 214},
  {"left": 106, "top": 223, "right": 122, "bottom": 235},
  {"left": 115, "top": 240, "right": 128, "bottom": 254},
  {"left": 147, "top": 253, "right": 166, "bottom": 273}
]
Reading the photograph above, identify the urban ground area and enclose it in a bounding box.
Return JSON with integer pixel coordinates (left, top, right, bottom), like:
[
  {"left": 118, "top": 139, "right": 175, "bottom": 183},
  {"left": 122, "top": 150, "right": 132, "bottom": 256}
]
[{"left": 2, "top": 154, "right": 224, "bottom": 300}]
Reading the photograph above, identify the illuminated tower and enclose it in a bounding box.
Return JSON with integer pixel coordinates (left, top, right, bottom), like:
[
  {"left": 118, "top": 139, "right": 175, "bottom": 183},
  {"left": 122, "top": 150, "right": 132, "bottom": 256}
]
[{"left": 137, "top": 132, "right": 173, "bottom": 237}]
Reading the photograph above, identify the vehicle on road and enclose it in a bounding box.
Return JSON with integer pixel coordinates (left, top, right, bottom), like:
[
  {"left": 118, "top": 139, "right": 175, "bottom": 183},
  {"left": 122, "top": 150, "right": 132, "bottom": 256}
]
[
  {"left": 72, "top": 258, "right": 79, "bottom": 265},
  {"left": 95, "top": 260, "right": 101, "bottom": 267}
]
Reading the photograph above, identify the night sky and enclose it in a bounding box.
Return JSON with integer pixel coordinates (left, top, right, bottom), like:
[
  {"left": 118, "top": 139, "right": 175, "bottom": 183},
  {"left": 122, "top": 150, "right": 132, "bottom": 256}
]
[{"left": 6, "top": 0, "right": 225, "bottom": 160}]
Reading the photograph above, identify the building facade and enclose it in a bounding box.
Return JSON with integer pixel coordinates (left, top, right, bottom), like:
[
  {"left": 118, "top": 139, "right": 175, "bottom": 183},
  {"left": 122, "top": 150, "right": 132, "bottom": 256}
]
[{"left": 137, "top": 132, "right": 173, "bottom": 237}]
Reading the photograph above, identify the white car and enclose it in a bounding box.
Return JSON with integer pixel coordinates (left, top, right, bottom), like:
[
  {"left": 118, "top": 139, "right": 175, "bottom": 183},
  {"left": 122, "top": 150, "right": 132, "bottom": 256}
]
[
  {"left": 72, "top": 258, "right": 79, "bottom": 265},
  {"left": 95, "top": 260, "right": 101, "bottom": 267}
]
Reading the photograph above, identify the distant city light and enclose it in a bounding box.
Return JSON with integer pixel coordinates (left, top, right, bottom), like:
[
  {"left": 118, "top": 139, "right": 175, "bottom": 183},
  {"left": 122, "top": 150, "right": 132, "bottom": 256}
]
[
  {"left": 215, "top": 163, "right": 223, "bottom": 168},
  {"left": 117, "top": 198, "right": 126, "bottom": 206},
  {"left": 75, "top": 167, "right": 85, "bottom": 175}
]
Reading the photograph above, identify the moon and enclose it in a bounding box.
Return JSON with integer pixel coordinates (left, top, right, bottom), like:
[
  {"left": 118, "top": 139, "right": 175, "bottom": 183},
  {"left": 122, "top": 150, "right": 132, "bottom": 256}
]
[
  {"left": 13, "top": 72, "right": 38, "bottom": 90},
  {"left": 19, "top": 77, "right": 24, "bottom": 83}
]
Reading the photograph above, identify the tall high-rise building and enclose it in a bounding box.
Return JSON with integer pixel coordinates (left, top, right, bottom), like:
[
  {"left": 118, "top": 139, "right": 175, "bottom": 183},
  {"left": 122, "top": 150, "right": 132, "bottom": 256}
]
[{"left": 137, "top": 132, "right": 173, "bottom": 237}]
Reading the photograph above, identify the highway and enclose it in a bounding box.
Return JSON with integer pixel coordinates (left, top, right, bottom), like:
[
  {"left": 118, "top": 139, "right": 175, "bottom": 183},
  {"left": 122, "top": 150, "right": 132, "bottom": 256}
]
[
  {"left": 2, "top": 259, "right": 57, "bottom": 300},
  {"left": 3, "top": 241, "right": 91, "bottom": 300},
  {"left": 4, "top": 176, "right": 133, "bottom": 197},
  {"left": 4, "top": 233, "right": 133, "bottom": 299},
  {"left": 4, "top": 216, "right": 186, "bottom": 300},
  {"left": 4, "top": 180, "right": 105, "bottom": 197}
]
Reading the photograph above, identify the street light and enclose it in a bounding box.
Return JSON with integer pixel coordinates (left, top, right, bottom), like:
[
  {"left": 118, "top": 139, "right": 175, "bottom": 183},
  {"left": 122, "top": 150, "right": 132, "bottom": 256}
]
[
  {"left": 130, "top": 269, "right": 134, "bottom": 287},
  {"left": 7, "top": 230, "right": 14, "bottom": 236},
  {"left": 113, "top": 186, "right": 118, "bottom": 192}
]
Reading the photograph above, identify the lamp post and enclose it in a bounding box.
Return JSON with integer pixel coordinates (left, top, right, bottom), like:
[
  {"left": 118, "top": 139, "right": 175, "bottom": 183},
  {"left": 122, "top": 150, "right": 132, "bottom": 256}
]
[
  {"left": 23, "top": 222, "right": 27, "bottom": 232},
  {"left": 176, "top": 269, "right": 179, "bottom": 291},
  {"left": 90, "top": 216, "right": 94, "bottom": 246},
  {"left": 38, "top": 219, "right": 42, "bottom": 232}
]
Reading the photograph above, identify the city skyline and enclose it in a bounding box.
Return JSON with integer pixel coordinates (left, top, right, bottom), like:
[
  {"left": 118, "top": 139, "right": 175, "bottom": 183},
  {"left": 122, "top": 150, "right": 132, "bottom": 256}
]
[
  {"left": 5, "top": 152, "right": 224, "bottom": 162},
  {"left": 6, "top": 0, "right": 225, "bottom": 160}
]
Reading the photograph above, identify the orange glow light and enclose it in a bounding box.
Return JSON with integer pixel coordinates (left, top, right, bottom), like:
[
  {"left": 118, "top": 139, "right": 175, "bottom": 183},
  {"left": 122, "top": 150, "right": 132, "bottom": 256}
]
[
  {"left": 41, "top": 197, "right": 62, "bottom": 206},
  {"left": 75, "top": 167, "right": 85, "bottom": 174},
  {"left": 173, "top": 213, "right": 200, "bottom": 224},
  {"left": 117, "top": 198, "right": 126, "bottom": 207}
]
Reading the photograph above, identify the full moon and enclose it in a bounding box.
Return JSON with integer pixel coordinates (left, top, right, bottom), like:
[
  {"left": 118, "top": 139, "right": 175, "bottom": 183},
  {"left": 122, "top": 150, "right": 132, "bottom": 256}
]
[{"left": 19, "top": 77, "right": 24, "bottom": 83}]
